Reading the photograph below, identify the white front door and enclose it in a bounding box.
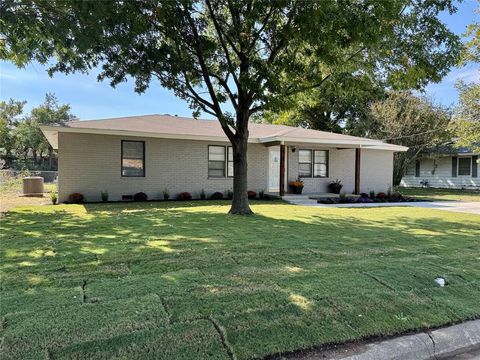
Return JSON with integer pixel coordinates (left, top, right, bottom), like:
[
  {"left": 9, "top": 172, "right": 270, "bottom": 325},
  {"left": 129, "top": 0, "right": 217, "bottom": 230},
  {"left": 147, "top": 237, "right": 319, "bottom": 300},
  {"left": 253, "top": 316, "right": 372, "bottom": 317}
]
[{"left": 268, "top": 147, "right": 280, "bottom": 192}]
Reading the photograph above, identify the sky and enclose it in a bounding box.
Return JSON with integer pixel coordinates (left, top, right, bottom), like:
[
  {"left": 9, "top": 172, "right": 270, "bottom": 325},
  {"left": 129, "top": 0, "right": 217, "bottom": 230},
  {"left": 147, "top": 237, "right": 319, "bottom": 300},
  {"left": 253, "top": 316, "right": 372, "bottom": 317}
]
[{"left": 0, "top": 0, "right": 479, "bottom": 121}]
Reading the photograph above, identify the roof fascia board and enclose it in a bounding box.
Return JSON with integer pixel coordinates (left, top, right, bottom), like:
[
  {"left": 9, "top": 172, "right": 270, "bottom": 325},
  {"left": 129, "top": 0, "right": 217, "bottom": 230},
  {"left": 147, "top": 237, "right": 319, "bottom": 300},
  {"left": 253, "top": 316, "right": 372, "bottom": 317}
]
[{"left": 40, "top": 125, "right": 261, "bottom": 143}]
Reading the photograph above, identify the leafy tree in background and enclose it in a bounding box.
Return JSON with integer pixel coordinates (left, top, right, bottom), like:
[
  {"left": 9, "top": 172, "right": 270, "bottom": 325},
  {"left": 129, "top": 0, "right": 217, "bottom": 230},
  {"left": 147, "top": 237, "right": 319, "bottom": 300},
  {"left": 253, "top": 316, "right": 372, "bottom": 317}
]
[
  {"left": 366, "top": 92, "right": 452, "bottom": 185},
  {"left": 450, "top": 82, "right": 480, "bottom": 153},
  {"left": 0, "top": 94, "right": 74, "bottom": 170},
  {"left": 0, "top": 99, "right": 26, "bottom": 167},
  {"left": 0, "top": 0, "right": 461, "bottom": 213},
  {"left": 460, "top": 2, "right": 479, "bottom": 64}
]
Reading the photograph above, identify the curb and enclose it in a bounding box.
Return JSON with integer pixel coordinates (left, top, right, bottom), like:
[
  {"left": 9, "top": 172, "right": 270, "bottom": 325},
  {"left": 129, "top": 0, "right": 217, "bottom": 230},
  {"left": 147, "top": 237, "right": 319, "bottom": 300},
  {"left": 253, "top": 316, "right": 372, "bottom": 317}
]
[{"left": 296, "top": 320, "right": 480, "bottom": 360}]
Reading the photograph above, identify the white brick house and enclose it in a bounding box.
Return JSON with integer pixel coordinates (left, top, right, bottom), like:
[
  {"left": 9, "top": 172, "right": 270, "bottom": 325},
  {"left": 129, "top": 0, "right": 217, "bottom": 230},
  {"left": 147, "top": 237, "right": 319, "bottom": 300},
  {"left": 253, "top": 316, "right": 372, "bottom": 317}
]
[{"left": 41, "top": 114, "right": 407, "bottom": 202}]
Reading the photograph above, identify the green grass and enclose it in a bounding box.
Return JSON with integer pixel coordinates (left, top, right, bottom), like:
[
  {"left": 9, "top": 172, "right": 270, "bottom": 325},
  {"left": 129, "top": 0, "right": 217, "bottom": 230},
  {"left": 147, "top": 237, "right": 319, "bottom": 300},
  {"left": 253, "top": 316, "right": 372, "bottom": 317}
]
[
  {"left": 399, "top": 187, "right": 480, "bottom": 202},
  {"left": 1, "top": 201, "right": 479, "bottom": 359}
]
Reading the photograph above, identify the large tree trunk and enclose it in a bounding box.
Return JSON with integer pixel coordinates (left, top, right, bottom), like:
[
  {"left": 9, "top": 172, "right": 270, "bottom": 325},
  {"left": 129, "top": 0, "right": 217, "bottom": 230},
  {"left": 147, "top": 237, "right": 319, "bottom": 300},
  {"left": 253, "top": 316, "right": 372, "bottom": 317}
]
[{"left": 229, "top": 109, "right": 253, "bottom": 215}]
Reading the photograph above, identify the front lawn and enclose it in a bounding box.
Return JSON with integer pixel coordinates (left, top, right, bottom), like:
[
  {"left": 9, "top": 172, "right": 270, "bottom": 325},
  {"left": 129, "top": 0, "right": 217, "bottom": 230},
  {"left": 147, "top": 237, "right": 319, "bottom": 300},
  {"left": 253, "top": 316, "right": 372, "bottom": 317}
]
[
  {"left": 1, "top": 201, "right": 479, "bottom": 359},
  {"left": 399, "top": 187, "right": 480, "bottom": 202}
]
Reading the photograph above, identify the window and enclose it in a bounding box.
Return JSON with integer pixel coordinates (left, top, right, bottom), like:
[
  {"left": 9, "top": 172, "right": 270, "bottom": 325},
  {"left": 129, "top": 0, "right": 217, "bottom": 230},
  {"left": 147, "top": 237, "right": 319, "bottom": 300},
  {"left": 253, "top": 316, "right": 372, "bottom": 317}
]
[
  {"left": 299, "top": 149, "right": 329, "bottom": 178},
  {"left": 298, "top": 150, "right": 312, "bottom": 177},
  {"left": 121, "top": 140, "right": 145, "bottom": 177},
  {"left": 227, "top": 147, "right": 234, "bottom": 177},
  {"left": 208, "top": 146, "right": 226, "bottom": 177},
  {"left": 458, "top": 157, "right": 471, "bottom": 176},
  {"left": 405, "top": 164, "right": 415, "bottom": 176},
  {"left": 314, "top": 150, "right": 328, "bottom": 177}
]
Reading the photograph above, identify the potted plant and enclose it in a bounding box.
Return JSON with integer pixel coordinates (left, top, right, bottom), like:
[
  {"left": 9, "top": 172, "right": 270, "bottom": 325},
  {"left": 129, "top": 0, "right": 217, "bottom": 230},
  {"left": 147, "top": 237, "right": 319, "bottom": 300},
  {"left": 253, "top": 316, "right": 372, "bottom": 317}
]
[
  {"left": 328, "top": 179, "right": 343, "bottom": 194},
  {"left": 289, "top": 179, "right": 304, "bottom": 194}
]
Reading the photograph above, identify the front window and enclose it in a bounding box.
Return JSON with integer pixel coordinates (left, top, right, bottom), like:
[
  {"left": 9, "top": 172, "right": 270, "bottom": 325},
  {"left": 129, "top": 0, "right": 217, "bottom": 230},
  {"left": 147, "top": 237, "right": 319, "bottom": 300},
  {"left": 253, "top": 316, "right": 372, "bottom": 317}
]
[
  {"left": 298, "top": 150, "right": 312, "bottom": 177},
  {"left": 121, "top": 140, "right": 145, "bottom": 177},
  {"left": 208, "top": 146, "right": 226, "bottom": 177},
  {"left": 227, "top": 147, "right": 234, "bottom": 177},
  {"left": 314, "top": 150, "right": 328, "bottom": 177},
  {"left": 299, "top": 149, "right": 329, "bottom": 178},
  {"left": 458, "top": 157, "right": 471, "bottom": 176}
]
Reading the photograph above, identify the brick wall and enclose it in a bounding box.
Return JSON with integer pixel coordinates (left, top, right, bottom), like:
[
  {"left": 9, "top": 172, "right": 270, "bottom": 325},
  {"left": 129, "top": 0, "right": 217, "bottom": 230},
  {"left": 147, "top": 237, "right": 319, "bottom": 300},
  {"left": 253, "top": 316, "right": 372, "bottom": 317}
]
[{"left": 58, "top": 133, "right": 269, "bottom": 202}]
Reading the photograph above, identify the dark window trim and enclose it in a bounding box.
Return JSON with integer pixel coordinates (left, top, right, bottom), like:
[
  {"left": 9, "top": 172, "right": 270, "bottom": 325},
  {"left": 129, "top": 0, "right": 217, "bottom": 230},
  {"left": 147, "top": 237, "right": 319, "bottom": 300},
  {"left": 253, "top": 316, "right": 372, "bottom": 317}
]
[
  {"left": 121, "top": 140, "right": 145, "bottom": 177},
  {"left": 208, "top": 145, "right": 233, "bottom": 178},
  {"left": 298, "top": 149, "right": 329, "bottom": 178},
  {"left": 313, "top": 149, "right": 329, "bottom": 178}
]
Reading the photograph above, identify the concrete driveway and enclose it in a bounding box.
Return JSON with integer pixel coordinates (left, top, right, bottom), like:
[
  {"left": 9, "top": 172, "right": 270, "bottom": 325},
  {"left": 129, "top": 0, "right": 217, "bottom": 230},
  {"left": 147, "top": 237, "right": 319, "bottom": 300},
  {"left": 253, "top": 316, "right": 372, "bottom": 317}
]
[{"left": 284, "top": 196, "right": 480, "bottom": 215}]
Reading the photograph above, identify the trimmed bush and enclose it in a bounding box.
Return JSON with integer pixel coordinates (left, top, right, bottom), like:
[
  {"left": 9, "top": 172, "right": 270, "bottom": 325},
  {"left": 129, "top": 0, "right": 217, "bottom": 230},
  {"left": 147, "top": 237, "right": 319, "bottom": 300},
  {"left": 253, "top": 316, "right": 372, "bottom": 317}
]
[
  {"left": 360, "top": 192, "right": 369, "bottom": 199},
  {"left": 259, "top": 189, "right": 265, "bottom": 199},
  {"left": 134, "top": 192, "right": 148, "bottom": 202},
  {"left": 163, "top": 189, "right": 170, "bottom": 200},
  {"left": 178, "top": 192, "right": 192, "bottom": 200},
  {"left": 68, "top": 193, "right": 84, "bottom": 204},
  {"left": 211, "top": 192, "right": 224, "bottom": 200},
  {"left": 227, "top": 190, "right": 233, "bottom": 199},
  {"left": 200, "top": 189, "right": 206, "bottom": 200},
  {"left": 101, "top": 191, "right": 109, "bottom": 202},
  {"left": 50, "top": 191, "right": 57, "bottom": 205},
  {"left": 376, "top": 192, "right": 387, "bottom": 200},
  {"left": 247, "top": 190, "right": 257, "bottom": 199}
]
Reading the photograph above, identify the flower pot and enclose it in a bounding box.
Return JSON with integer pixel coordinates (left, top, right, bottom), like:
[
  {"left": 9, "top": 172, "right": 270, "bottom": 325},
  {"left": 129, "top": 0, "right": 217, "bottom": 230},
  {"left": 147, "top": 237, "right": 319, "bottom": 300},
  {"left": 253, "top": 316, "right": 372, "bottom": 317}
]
[{"left": 290, "top": 185, "right": 304, "bottom": 194}]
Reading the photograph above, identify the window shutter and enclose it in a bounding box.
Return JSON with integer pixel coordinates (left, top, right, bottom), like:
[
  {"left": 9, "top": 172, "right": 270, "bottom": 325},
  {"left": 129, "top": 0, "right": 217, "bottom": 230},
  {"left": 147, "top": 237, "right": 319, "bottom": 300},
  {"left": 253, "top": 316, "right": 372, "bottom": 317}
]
[
  {"left": 415, "top": 160, "right": 420, "bottom": 177},
  {"left": 451, "top": 156, "right": 457, "bottom": 177},
  {"left": 472, "top": 156, "right": 478, "bottom": 178}
]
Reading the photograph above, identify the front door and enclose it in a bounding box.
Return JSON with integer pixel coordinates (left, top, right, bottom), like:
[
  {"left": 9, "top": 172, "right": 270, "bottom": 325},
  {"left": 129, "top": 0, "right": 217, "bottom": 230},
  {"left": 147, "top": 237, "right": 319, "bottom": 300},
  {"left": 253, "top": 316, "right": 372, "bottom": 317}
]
[{"left": 268, "top": 147, "right": 280, "bottom": 192}]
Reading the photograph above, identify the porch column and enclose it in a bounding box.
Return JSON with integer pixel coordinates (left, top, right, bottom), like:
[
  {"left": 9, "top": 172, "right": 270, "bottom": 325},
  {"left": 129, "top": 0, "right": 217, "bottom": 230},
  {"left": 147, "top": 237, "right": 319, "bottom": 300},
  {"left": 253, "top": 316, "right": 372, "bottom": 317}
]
[
  {"left": 279, "top": 144, "right": 286, "bottom": 196},
  {"left": 354, "top": 148, "right": 361, "bottom": 194}
]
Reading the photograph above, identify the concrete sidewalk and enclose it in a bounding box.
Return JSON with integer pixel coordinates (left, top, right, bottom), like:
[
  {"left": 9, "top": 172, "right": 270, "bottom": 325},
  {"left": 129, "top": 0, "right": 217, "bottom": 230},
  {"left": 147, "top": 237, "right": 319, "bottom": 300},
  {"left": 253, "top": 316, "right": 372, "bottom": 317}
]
[{"left": 291, "top": 320, "right": 480, "bottom": 360}]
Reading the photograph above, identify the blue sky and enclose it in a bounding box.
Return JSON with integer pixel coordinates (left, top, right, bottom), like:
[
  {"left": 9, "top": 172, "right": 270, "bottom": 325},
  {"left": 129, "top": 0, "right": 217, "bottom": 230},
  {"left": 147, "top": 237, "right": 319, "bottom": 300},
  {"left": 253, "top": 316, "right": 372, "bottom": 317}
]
[{"left": 0, "top": 0, "right": 478, "bottom": 121}]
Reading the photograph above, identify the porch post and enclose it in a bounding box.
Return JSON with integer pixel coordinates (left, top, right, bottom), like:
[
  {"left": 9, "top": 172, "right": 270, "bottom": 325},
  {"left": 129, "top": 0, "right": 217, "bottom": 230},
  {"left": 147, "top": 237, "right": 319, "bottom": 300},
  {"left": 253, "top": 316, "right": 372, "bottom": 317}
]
[
  {"left": 354, "top": 147, "right": 361, "bottom": 194},
  {"left": 280, "top": 144, "right": 286, "bottom": 196}
]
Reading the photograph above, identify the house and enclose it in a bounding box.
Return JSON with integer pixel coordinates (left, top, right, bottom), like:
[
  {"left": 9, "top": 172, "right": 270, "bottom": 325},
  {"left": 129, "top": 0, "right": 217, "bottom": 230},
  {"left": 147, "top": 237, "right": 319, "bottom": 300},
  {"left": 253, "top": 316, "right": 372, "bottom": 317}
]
[
  {"left": 401, "top": 146, "right": 479, "bottom": 189},
  {"left": 40, "top": 114, "right": 407, "bottom": 202}
]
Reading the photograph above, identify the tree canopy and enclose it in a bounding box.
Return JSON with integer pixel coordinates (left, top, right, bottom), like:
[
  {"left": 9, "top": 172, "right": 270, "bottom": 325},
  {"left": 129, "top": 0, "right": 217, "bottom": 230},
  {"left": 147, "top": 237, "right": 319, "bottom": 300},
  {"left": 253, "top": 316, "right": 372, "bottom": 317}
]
[
  {"left": 364, "top": 92, "right": 452, "bottom": 185},
  {"left": 0, "top": 93, "right": 74, "bottom": 170},
  {"left": 0, "top": 0, "right": 462, "bottom": 213}
]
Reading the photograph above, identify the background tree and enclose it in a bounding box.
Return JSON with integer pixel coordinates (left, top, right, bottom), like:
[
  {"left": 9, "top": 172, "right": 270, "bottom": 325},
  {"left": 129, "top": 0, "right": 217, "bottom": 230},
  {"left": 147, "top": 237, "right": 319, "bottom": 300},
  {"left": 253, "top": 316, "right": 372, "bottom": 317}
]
[
  {"left": 0, "top": 99, "right": 25, "bottom": 167},
  {"left": 365, "top": 92, "right": 452, "bottom": 185},
  {"left": 1, "top": 0, "right": 461, "bottom": 213},
  {"left": 0, "top": 94, "right": 74, "bottom": 170},
  {"left": 460, "top": 1, "right": 479, "bottom": 64},
  {"left": 450, "top": 81, "right": 480, "bottom": 153}
]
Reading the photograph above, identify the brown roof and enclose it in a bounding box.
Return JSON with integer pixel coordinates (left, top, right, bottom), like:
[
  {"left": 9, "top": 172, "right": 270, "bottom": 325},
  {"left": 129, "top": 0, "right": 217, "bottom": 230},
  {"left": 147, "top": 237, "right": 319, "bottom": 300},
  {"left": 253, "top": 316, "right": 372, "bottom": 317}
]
[{"left": 41, "top": 114, "right": 407, "bottom": 151}]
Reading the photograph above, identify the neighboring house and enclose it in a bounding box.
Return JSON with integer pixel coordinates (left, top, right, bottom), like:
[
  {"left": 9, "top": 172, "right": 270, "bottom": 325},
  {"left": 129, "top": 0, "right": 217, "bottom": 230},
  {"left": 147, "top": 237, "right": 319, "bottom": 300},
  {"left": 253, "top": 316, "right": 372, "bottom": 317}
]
[
  {"left": 40, "top": 114, "right": 407, "bottom": 202},
  {"left": 401, "top": 147, "right": 479, "bottom": 189}
]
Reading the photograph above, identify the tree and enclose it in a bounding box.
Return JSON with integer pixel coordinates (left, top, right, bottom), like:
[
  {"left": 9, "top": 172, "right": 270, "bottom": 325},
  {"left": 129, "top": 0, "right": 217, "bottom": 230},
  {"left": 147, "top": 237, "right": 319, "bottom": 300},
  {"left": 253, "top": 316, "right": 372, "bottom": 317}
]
[
  {"left": 28, "top": 93, "right": 74, "bottom": 167},
  {"left": 0, "top": 0, "right": 461, "bottom": 214},
  {"left": 460, "top": 2, "right": 479, "bottom": 64},
  {"left": 366, "top": 92, "right": 452, "bottom": 185},
  {"left": 257, "top": 70, "right": 386, "bottom": 133},
  {"left": 0, "top": 99, "right": 25, "bottom": 167},
  {"left": 450, "top": 81, "right": 480, "bottom": 153}
]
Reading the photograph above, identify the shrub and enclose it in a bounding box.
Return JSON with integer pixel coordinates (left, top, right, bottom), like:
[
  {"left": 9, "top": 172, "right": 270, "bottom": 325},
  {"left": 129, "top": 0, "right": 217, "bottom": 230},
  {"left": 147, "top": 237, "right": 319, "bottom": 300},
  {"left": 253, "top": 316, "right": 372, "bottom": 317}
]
[
  {"left": 101, "top": 190, "right": 109, "bottom": 202},
  {"left": 247, "top": 190, "right": 257, "bottom": 199},
  {"left": 356, "top": 197, "right": 373, "bottom": 203},
  {"left": 259, "top": 189, "right": 265, "bottom": 199},
  {"left": 178, "top": 192, "right": 192, "bottom": 200},
  {"left": 339, "top": 193, "right": 348, "bottom": 203},
  {"left": 50, "top": 191, "right": 57, "bottom": 205},
  {"left": 328, "top": 179, "right": 343, "bottom": 194},
  {"left": 369, "top": 190, "right": 375, "bottom": 199},
  {"left": 163, "top": 189, "right": 170, "bottom": 200},
  {"left": 211, "top": 191, "right": 224, "bottom": 200},
  {"left": 134, "top": 192, "right": 148, "bottom": 202},
  {"left": 227, "top": 189, "right": 233, "bottom": 199},
  {"left": 68, "top": 193, "right": 84, "bottom": 204},
  {"left": 200, "top": 189, "right": 206, "bottom": 200},
  {"left": 360, "top": 192, "right": 369, "bottom": 199},
  {"left": 376, "top": 192, "right": 387, "bottom": 200},
  {"left": 317, "top": 198, "right": 337, "bottom": 204}
]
